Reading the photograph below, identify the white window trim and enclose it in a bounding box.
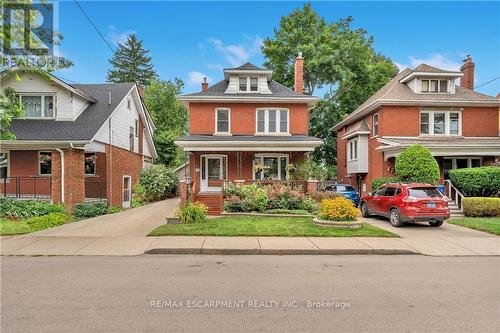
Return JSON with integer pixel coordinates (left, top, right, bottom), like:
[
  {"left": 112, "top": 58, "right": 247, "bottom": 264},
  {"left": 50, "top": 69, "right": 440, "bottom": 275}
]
[
  {"left": 38, "top": 151, "right": 52, "bottom": 176},
  {"left": 238, "top": 77, "right": 259, "bottom": 93},
  {"left": 135, "top": 119, "right": 139, "bottom": 137},
  {"left": 0, "top": 151, "right": 10, "bottom": 179},
  {"left": 18, "top": 93, "right": 56, "bottom": 119},
  {"left": 122, "top": 175, "right": 132, "bottom": 208},
  {"left": 419, "top": 110, "right": 462, "bottom": 136},
  {"left": 84, "top": 152, "right": 97, "bottom": 176},
  {"left": 348, "top": 138, "right": 358, "bottom": 161},
  {"left": 420, "top": 79, "right": 450, "bottom": 94},
  {"left": 252, "top": 153, "right": 289, "bottom": 180},
  {"left": 129, "top": 127, "right": 135, "bottom": 151},
  {"left": 255, "top": 108, "right": 290, "bottom": 135},
  {"left": 127, "top": 97, "right": 132, "bottom": 110},
  {"left": 214, "top": 108, "right": 231, "bottom": 135},
  {"left": 372, "top": 113, "right": 379, "bottom": 137},
  {"left": 200, "top": 154, "right": 228, "bottom": 182}
]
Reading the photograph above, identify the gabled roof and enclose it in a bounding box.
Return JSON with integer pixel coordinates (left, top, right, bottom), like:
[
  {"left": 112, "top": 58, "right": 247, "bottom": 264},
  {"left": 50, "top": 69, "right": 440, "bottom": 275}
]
[
  {"left": 7, "top": 82, "right": 136, "bottom": 141},
  {"left": 412, "top": 64, "right": 461, "bottom": 74},
  {"left": 331, "top": 65, "right": 500, "bottom": 131},
  {"left": 225, "top": 62, "right": 265, "bottom": 71}
]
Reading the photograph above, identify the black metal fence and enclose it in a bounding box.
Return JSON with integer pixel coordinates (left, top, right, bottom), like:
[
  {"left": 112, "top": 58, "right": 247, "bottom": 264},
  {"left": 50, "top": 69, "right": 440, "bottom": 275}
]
[{"left": 0, "top": 177, "right": 52, "bottom": 200}]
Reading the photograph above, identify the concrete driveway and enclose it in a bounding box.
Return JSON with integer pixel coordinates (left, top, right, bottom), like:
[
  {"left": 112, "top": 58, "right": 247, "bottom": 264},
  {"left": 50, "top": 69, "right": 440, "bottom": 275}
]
[
  {"left": 31, "top": 198, "right": 179, "bottom": 238},
  {"left": 364, "top": 217, "right": 500, "bottom": 256}
]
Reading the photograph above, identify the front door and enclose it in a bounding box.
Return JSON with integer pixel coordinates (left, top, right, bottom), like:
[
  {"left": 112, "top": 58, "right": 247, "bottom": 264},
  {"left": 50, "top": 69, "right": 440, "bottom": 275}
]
[
  {"left": 201, "top": 156, "right": 225, "bottom": 192},
  {"left": 122, "top": 176, "right": 131, "bottom": 208}
]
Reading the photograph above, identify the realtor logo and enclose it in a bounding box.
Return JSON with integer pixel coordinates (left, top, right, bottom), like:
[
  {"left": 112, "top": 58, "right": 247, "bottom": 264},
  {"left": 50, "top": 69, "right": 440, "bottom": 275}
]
[{"left": 1, "top": 1, "right": 56, "bottom": 56}]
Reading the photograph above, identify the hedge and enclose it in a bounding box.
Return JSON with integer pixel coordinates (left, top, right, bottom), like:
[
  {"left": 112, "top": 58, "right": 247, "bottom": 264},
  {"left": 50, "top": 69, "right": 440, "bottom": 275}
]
[
  {"left": 449, "top": 167, "right": 500, "bottom": 197},
  {"left": 463, "top": 197, "right": 500, "bottom": 217},
  {"left": 24, "top": 212, "right": 68, "bottom": 232},
  {"left": 73, "top": 202, "right": 108, "bottom": 218},
  {"left": 371, "top": 177, "right": 400, "bottom": 191}
]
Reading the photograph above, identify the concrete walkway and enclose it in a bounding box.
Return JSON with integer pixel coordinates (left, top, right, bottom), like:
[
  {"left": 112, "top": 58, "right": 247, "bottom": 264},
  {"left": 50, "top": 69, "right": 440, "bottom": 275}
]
[{"left": 1, "top": 203, "right": 499, "bottom": 256}]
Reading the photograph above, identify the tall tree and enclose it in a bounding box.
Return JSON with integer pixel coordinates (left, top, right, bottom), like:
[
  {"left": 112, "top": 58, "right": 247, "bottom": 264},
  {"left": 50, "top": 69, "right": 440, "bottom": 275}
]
[
  {"left": 107, "top": 34, "right": 157, "bottom": 85},
  {"left": 143, "top": 79, "right": 188, "bottom": 167},
  {"left": 262, "top": 4, "right": 398, "bottom": 166}
]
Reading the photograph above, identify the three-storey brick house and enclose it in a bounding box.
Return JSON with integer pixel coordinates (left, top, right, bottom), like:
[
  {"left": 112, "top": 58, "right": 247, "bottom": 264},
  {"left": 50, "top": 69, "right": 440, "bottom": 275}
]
[
  {"left": 176, "top": 55, "right": 322, "bottom": 213},
  {"left": 333, "top": 57, "right": 500, "bottom": 195}
]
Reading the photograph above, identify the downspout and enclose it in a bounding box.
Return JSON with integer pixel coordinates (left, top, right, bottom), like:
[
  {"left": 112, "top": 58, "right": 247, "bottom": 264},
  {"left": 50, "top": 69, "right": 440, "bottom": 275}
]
[{"left": 55, "top": 148, "right": 64, "bottom": 203}]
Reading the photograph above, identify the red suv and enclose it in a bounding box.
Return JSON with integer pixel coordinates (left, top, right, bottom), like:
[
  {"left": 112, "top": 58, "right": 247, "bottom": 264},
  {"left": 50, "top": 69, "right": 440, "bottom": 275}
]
[{"left": 360, "top": 183, "right": 450, "bottom": 227}]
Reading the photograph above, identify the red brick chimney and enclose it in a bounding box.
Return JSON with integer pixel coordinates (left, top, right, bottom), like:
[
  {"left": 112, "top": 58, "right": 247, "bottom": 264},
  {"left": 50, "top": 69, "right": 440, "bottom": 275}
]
[
  {"left": 294, "top": 52, "right": 304, "bottom": 94},
  {"left": 460, "top": 55, "right": 475, "bottom": 90},
  {"left": 201, "top": 77, "right": 208, "bottom": 91}
]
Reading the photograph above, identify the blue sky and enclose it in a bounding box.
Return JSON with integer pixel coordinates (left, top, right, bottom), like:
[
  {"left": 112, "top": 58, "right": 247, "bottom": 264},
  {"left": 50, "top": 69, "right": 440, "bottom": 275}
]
[{"left": 55, "top": 1, "right": 500, "bottom": 96}]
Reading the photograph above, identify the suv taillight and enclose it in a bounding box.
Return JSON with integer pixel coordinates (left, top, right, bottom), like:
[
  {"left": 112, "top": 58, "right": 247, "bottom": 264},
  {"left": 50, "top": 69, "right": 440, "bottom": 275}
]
[{"left": 402, "top": 196, "right": 418, "bottom": 203}]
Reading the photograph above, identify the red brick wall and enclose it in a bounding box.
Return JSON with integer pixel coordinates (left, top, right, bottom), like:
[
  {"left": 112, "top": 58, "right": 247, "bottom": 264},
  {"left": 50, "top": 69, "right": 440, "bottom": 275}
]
[
  {"left": 462, "top": 107, "right": 498, "bottom": 136},
  {"left": 188, "top": 102, "right": 309, "bottom": 135},
  {"left": 63, "top": 149, "right": 85, "bottom": 209}
]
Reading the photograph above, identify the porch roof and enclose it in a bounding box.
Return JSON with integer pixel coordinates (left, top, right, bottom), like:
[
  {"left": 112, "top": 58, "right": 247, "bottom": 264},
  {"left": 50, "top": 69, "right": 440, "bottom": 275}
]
[
  {"left": 175, "top": 135, "right": 322, "bottom": 152},
  {"left": 376, "top": 136, "right": 500, "bottom": 159}
]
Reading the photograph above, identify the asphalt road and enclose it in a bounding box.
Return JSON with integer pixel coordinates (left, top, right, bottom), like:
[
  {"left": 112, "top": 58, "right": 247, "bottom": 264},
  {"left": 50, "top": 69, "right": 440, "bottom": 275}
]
[{"left": 1, "top": 255, "right": 499, "bottom": 333}]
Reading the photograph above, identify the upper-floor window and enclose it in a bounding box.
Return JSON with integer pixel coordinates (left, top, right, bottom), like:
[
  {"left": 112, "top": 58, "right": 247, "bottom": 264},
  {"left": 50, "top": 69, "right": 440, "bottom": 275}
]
[
  {"left": 348, "top": 138, "right": 358, "bottom": 161},
  {"left": 215, "top": 108, "right": 230, "bottom": 134},
  {"left": 420, "top": 111, "right": 461, "bottom": 135},
  {"left": 85, "top": 153, "right": 96, "bottom": 175},
  {"left": 421, "top": 79, "right": 448, "bottom": 93},
  {"left": 373, "top": 113, "right": 379, "bottom": 136},
  {"left": 127, "top": 98, "right": 131, "bottom": 109},
  {"left": 135, "top": 119, "right": 139, "bottom": 137},
  {"left": 256, "top": 108, "right": 289, "bottom": 134},
  {"left": 19, "top": 94, "right": 54, "bottom": 118},
  {"left": 239, "top": 77, "right": 259, "bottom": 92},
  {"left": 39, "top": 152, "right": 52, "bottom": 175},
  {"left": 129, "top": 127, "right": 135, "bottom": 151}
]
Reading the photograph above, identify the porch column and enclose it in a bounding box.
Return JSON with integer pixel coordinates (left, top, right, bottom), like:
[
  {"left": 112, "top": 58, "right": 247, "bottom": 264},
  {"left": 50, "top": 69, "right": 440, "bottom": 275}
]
[
  {"left": 307, "top": 179, "right": 318, "bottom": 194},
  {"left": 51, "top": 150, "right": 62, "bottom": 204},
  {"left": 64, "top": 149, "right": 85, "bottom": 211}
]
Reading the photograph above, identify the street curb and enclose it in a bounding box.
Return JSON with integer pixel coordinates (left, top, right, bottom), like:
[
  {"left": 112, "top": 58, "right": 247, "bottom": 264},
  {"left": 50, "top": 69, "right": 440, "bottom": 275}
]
[{"left": 144, "top": 248, "right": 418, "bottom": 255}]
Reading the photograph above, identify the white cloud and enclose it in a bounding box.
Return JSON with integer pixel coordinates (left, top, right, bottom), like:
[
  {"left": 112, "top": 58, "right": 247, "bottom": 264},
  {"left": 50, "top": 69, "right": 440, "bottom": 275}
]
[
  {"left": 397, "top": 53, "right": 462, "bottom": 72},
  {"left": 107, "top": 26, "right": 136, "bottom": 46},
  {"left": 187, "top": 71, "right": 211, "bottom": 87},
  {"left": 206, "top": 36, "right": 263, "bottom": 67}
]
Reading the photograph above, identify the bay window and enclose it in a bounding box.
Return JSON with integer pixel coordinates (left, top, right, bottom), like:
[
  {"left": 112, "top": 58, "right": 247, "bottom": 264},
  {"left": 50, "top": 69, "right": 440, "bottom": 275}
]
[
  {"left": 255, "top": 108, "right": 289, "bottom": 134},
  {"left": 253, "top": 154, "right": 289, "bottom": 180},
  {"left": 20, "top": 94, "right": 54, "bottom": 118},
  {"left": 348, "top": 138, "right": 358, "bottom": 161},
  {"left": 373, "top": 113, "right": 379, "bottom": 136},
  {"left": 420, "top": 111, "right": 461, "bottom": 135}
]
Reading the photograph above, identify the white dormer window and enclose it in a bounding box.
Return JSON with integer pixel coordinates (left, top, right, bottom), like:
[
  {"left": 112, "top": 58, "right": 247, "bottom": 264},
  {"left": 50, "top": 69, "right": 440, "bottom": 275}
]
[
  {"left": 250, "top": 77, "right": 258, "bottom": 91},
  {"left": 238, "top": 77, "right": 259, "bottom": 93},
  {"left": 421, "top": 79, "right": 448, "bottom": 93},
  {"left": 239, "top": 77, "right": 247, "bottom": 91},
  {"left": 19, "top": 94, "right": 55, "bottom": 118}
]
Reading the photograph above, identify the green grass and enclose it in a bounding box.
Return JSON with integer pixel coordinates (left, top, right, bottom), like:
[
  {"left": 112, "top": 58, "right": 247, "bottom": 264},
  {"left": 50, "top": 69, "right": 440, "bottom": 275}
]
[
  {"left": 0, "top": 218, "right": 32, "bottom": 235},
  {"left": 149, "top": 216, "right": 397, "bottom": 237},
  {"left": 449, "top": 217, "right": 500, "bottom": 236}
]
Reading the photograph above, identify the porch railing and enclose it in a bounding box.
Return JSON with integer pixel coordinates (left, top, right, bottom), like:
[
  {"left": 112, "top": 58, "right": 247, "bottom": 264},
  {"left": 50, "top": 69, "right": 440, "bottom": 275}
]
[
  {"left": 0, "top": 177, "right": 51, "bottom": 200},
  {"left": 222, "top": 180, "right": 308, "bottom": 193},
  {"left": 85, "top": 179, "right": 107, "bottom": 202},
  {"left": 444, "top": 179, "right": 464, "bottom": 213}
]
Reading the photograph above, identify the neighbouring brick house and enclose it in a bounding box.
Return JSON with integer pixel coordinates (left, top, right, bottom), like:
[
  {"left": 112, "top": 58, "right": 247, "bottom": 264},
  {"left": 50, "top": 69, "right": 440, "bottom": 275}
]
[
  {"left": 176, "top": 55, "right": 322, "bottom": 214},
  {"left": 332, "top": 56, "right": 500, "bottom": 195},
  {"left": 0, "top": 67, "right": 157, "bottom": 209}
]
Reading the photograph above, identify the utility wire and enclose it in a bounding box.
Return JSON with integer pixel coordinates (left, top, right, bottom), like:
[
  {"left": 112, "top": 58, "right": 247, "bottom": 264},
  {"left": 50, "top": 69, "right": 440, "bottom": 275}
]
[
  {"left": 74, "top": 0, "right": 116, "bottom": 54},
  {"left": 474, "top": 76, "right": 500, "bottom": 89}
]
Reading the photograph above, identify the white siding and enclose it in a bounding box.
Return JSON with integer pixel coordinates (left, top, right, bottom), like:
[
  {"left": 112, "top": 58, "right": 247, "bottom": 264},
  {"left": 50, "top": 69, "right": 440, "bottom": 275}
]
[
  {"left": 258, "top": 75, "right": 272, "bottom": 94},
  {"left": 407, "top": 78, "right": 419, "bottom": 93},
  {"left": 225, "top": 76, "right": 239, "bottom": 94},
  {"left": 142, "top": 129, "right": 153, "bottom": 157},
  {"left": 346, "top": 135, "right": 368, "bottom": 174},
  {"left": 224, "top": 75, "right": 272, "bottom": 94},
  {"left": 0, "top": 73, "right": 89, "bottom": 121}
]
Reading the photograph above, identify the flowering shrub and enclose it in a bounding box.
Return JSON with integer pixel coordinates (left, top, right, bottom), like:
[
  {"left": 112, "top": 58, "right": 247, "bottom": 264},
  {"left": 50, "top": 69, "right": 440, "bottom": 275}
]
[
  {"left": 139, "top": 164, "right": 178, "bottom": 201},
  {"left": 319, "top": 197, "right": 358, "bottom": 222},
  {"left": 177, "top": 202, "right": 208, "bottom": 224}
]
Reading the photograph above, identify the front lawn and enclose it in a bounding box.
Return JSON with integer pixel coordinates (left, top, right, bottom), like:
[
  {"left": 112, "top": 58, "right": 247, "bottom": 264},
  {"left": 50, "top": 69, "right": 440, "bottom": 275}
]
[
  {"left": 0, "top": 218, "right": 32, "bottom": 236},
  {"left": 149, "top": 216, "right": 397, "bottom": 237},
  {"left": 448, "top": 217, "right": 500, "bottom": 236}
]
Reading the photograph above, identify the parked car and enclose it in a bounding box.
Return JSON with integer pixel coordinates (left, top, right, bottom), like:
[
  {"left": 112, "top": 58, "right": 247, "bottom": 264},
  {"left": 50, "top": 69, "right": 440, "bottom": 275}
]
[
  {"left": 323, "top": 183, "right": 360, "bottom": 207},
  {"left": 360, "top": 183, "right": 450, "bottom": 227}
]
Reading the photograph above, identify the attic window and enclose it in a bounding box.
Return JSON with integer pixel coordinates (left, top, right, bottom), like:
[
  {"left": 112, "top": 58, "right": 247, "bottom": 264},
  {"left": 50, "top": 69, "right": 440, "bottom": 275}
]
[
  {"left": 421, "top": 79, "right": 448, "bottom": 93},
  {"left": 239, "top": 77, "right": 259, "bottom": 92},
  {"left": 239, "top": 77, "right": 247, "bottom": 91},
  {"left": 250, "top": 77, "right": 258, "bottom": 91},
  {"left": 127, "top": 98, "right": 131, "bottom": 109}
]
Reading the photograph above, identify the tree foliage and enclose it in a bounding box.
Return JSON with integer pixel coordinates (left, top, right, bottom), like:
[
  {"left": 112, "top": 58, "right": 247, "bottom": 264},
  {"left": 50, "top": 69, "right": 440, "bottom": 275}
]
[
  {"left": 0, "top": 88, "right": 25, "bottom": 140},
  {"left": 262, "top": 4, "right": 398, "bottom": 165},
  {"left": 143, "top": 79, "right": 188, "bottom": 167},
  {"left": 106, "top": 34, "right": 157, "bottom": 85},
  {"left": 395, "top": 144, "right": 440, "bottom": 184}
]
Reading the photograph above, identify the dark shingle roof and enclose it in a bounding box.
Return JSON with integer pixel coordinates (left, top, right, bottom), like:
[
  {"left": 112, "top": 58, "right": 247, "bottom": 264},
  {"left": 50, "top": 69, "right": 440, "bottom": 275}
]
[
  {"left": 176, "top": 135, "right": 322, "bottom": 142},
  {"left": 182, "top": 79, "right": 309, "bottom": 98},
  {"left": 8, "top": 82, "right": 135, "bottom": 141},
  {"left": 412, "top": 64, "right": 461, "bottom": 74},
  {"left": 225, "top": 62, "right": 265, "bottom": 71}
]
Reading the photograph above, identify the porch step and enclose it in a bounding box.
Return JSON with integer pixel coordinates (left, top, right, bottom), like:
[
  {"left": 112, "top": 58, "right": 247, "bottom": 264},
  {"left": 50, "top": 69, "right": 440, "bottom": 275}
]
[
  {"left": 450, "top": 213, "right": 465, "bottom": 218},
  {"left": 195, "top": 192, "right": 223, "bottom": 215}
]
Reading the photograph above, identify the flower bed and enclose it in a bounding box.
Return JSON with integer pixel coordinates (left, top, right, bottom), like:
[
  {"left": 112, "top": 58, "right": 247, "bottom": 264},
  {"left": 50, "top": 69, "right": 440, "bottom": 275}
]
[{"left": 313, "top": 197, "right": 361, "bottom": 229}]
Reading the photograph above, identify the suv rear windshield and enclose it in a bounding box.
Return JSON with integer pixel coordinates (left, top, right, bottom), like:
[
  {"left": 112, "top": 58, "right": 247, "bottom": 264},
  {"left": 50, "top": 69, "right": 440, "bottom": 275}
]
[
  {"left": 408, "top": 187, "right": 442, "bottom": 198},
  {"left": 336, "top": 185, "right": 355, "bottom": 192}
]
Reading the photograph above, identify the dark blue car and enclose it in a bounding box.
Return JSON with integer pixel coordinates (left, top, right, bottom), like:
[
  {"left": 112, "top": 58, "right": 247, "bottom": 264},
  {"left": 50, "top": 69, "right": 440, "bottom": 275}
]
[{"left": 323, "top": 184, "right": 360, "bottom": 207}]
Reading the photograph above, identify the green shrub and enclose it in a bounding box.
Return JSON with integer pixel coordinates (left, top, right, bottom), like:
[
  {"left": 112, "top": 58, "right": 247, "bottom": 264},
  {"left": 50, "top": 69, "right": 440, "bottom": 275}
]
[
  {"left": 0, "top": 198, "right": 66, "bottom": 219},
  {"left": 463, "top": 197, "right": 500, "bottom": 217},
  {"left": 24, "top": 212, "right": 67, "bottom": 232},
  {"left": 139, "top": 165, "right": 178, "bottom": 201},
  {"left": 449, "top": 167, "right": 500, "bottom": 197},
  {"left": 73, "top": 202, "right": 108, "bottom": 218},
  {"left": 178, "top": 202, "right": 208, "bottom": 223},
  {"left": 319, "top": 197, "right": 359, "bottom": 221},
  {"left": 239, "top": 184, "right": 268, "bottom": 212},
  {"left": 371, "top": 177, "right": 400, "bottom": 191},
  {"left": 395, "top": 144, "right": 440, "bottom": 184},
  {"left": 132, "top": 183, "right": 149, "bottom": 207},
  {"left": 107, "top": 206, "right": 123, "bottom": 214},
  {"left": 224, "top": 196, "right": 248, "bottom": 212},
  {"left": 263, "top": 209, "right": 311, "bottom": 215}
]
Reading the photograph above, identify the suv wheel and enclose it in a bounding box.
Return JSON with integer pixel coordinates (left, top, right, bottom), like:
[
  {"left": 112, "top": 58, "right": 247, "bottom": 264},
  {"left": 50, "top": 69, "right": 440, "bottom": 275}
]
[
  {"left": 429, "top": 220, "right": 444, "bottom": 227},
  {"left": 389, "top": 209, "right": 404, "bottom": 227},
  {"left": 360, "top": 203, "right": 370, "bottom": 218}
]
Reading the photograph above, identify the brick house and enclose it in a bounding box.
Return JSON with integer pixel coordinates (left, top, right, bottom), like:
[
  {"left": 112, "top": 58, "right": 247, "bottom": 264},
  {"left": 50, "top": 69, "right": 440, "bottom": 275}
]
[
  {"left": 0, "top": 68, "right": 157, "bottom": 209},
  {"left": 176, "top": 55, "right": 322, "bottom": 213},
  {"left": 332, "top": 57, "right": 500, "bottom": 195}
]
